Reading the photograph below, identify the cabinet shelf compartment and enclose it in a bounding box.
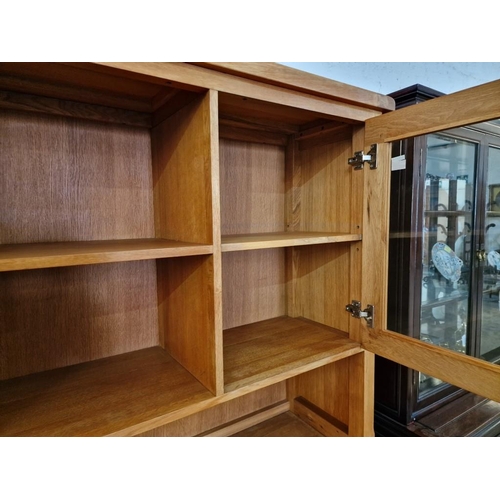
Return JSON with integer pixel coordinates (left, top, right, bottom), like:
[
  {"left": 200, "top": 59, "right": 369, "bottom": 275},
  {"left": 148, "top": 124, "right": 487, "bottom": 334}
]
[
  {"left": 0, "top": 346, "right": 214, "bottom": 437},
  {"left": 0, "top": 65, "right": 223, "bottom": 437},
  {"left": 223, "top": 316, "right": 361, "bottom": 392},
  {"left": 0, "top": 239, "right": 214, "bottom": 272}
]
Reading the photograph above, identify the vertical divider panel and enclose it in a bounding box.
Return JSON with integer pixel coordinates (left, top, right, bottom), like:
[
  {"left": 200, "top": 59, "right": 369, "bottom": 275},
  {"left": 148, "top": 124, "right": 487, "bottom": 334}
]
[
  {"left": 152, "top": 91, "right": 223, "bottom": 395},
  {"left": 285, "top": 137, "right": 300, "bottom": 318}
]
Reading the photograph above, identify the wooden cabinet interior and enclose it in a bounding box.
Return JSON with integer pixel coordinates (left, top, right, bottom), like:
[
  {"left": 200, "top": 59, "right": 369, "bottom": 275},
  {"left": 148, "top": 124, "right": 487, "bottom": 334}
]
[{"left": 0, "top": 62, "right": 393, "bottom": 436}]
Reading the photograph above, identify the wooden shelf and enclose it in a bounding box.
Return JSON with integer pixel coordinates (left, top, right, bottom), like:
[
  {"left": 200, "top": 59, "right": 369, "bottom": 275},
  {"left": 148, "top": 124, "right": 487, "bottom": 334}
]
[
  {"left": 221, "top": 232, "right": 361, "bottom": 252},
  {"left": 0, "top": 239, "right": 213, "bottom": 272},
  {"left": 223, "top": 316, "right": 362, "bottom": 392},
  {"left": 0, "top": 347, "right": 214, "bottom": 437}
]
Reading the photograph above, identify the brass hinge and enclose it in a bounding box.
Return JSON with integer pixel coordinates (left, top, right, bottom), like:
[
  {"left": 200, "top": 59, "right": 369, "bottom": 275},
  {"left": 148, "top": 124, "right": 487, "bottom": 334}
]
[
  {"left": 345, "top": 300, "right": 374, "bottom": 328},
  {"left": 348, "top": 144, "right": 377, "bottom": 170}
]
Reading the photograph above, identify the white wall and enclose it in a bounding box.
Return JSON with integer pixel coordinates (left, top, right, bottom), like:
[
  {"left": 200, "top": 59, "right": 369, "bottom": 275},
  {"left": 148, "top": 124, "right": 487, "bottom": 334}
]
[{"left": 281, "top": 62, "right": 500, "bottom": 95}]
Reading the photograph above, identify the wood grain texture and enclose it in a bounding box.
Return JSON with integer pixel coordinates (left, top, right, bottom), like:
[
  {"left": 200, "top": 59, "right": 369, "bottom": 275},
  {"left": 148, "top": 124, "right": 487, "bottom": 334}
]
[
  {"left": 193, "top": 63, "right": 395, "bottom": 112},
  {"left": 152, "top": 92, "right": 214, "bottom": 244},
  {"left": 219, "top": 124, "right": 288, "bottom": 146},
  {"left": 291, "top": 244, "right": 352, "bottom": 331},
  {"left": 220, "top": 139, "right": 285, "bottom": 235},
  {"left": 0, "top": 110, "right": 154, "bottom": 245},
  {"left": 0, "top": 261, "right": 159, "bottom": 380},
  {"left": 0, "top": 347, "right": 212, "bottom": 436},
  {"left": 348, "top": 350, "right": 375, "bottom": 436},
  {"left": 230, "top": 410, "right": 322, "bottom": 437},
  {"left": 158, "top": 255, "right": 221, "bottom": 395},
  {"left": 288, "top": 360, "right": 350, "bottom": 428},
  {"left": 365, "top": 78, "right": 500, "bottom": 144},
  {"left": 219, "top": 91, "right": 322, "bottom": 129},
  {"left": 364, "top": 328, "right": 500, "bottom": 403},
  {"left": 222, "top": 249, "right": 285, "bottom": 330},
  {"left": 95, "top": 62, "right": 382, "bottom": 123},
  {"left": 224, "top": 316, "right": 361, "bottom": 392},
  {"left": 0, "top": 62, "right": 160, "bottom": 113},
  {"left": 221, "top": 232, "right": 361, "bottom": 252},
  {"left": 349, "top": 125, "right": 365, "bottom": 343},
  {"left": 0, "top": 90, "right": 151, "bottom": 127},
  {"left": 138, "top": 383, "right": 286, "bottom": 436},
  {"left": 292, "top": 396, "right": 348, "bottom": 437},
  {"left": 0, "top": 239, "right": 213, "bottom": 272},
  {"left": 360, "top": 142, "right": 391, "bottom": 332},
  {"left": 296, "top": 137, "right": 354, "bottom": 234},
  {"left": 200, "top": 401, "right": 290, "bottom": 437}
]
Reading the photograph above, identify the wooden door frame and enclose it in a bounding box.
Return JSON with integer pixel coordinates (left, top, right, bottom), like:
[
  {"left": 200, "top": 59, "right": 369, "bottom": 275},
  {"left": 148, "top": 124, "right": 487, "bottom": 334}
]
[{"left": 360, "top": 79, "right": 500, "bottom": 403}]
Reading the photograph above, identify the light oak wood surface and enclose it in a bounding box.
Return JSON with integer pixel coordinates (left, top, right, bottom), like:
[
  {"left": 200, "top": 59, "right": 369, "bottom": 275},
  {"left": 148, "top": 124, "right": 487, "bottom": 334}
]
[
  {"left": 194, "top": 63, "right": 395, "bottom": 112},
  {"left": 0, "top": 239, "right": 213, "bottom": 272},
  {"left": 0, "top": 347, "right": 212, "bottom": 436},
  {"left": 364, "top": 328, "right": 500, "bottom": 403},
  {"left": 0, "top": 261, "right": 159, "bottom": 381},
  {"left": 94, "top": 62, "right": 383, "bottom": 123},
  {"left": 230, "top": 410, "right": 322, "bottom": 437},
  {"left": 0, "top": 110, "right": 154, "bottom": 245},
  {"left": 222, "top": 249, "right": 286, "bottom": 330},
  {"left": 365, "top": 78, "right": 500, "bottom": 144},
  {"left": 139, "top": 384, "right": 286, "bottom": 437},
  {"left": 221, "top": 232, "right": 361, "bottom": 252},
  {"left": 224, "top": 316, "right": 362, "bottom": 392}
]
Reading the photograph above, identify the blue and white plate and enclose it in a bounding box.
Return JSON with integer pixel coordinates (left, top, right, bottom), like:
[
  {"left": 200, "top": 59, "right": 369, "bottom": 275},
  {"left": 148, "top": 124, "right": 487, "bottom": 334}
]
[
  {"left": 431, "top": 242, "right": 463, "bottom": 282},
  {"left": 487, "top": 250, "right": 500, "bottom": 270}
]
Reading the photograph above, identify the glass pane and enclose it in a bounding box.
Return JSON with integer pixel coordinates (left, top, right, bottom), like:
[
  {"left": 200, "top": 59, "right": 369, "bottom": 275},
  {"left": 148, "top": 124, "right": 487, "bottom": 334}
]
[
  {"left": 482, "top": 146, "right": 500, "bottom": 360},
  {"left": 419, "top": 134, "right": 477, "bottom": 396}
]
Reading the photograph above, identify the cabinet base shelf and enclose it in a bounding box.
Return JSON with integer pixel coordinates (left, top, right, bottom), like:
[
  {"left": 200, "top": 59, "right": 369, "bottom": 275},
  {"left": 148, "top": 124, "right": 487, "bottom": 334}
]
[{"left": 0, "top": 346, "right": 213, "bottom": 437}]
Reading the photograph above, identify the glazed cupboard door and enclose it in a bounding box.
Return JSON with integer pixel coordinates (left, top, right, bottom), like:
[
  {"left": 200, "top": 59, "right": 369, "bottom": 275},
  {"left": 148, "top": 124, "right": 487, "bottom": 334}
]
[{"left": 360, "top": 79, "right": 500, "bottom": 403}]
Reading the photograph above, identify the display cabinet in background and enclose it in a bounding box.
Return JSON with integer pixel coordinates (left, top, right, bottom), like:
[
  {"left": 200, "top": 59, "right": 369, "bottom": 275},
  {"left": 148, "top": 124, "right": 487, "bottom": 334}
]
[{"left": 376, "top": 85, "right": 500, "bottom": 436}]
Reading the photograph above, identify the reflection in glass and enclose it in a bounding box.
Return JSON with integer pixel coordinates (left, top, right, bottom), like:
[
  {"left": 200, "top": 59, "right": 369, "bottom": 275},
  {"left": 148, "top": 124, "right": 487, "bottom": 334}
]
[
  {"left": 419, "top": 135, "right": 477, "bottom": 395},
  {"left": 481, "top": 146, "right": 500, "bottom": 360}
]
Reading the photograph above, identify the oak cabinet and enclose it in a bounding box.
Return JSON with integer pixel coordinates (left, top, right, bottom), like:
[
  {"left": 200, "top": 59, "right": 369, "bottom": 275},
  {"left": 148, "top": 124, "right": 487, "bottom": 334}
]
[{"left": 1, "top": 63, "right": 499, "bottom": 437}]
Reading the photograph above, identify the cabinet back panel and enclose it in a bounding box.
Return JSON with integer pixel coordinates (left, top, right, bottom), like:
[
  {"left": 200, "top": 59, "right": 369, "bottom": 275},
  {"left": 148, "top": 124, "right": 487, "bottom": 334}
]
[
  {"left": 220, "top": 139, "right": 285, "bottom": 235},
  {"left": 0, "top": 261, "right": 158, "bottom": 380},
  {"left": 0, "top": 110, "right": 154, "bottom": 244},
  {"left": 222, "top": 249, "right": 285, "bottom": 330},
  {"left": 294, "top": 138, "right": 353, "bottom": 234}
]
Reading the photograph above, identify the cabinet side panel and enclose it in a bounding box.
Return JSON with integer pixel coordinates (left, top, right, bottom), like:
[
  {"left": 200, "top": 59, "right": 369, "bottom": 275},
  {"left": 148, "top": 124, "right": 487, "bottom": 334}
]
[
  {"left": 0, "top": 262, "right": 159, "bottom": 380},
  {"left": 291, "top": 244, "right": 350, "bottom": 331},
  {"left": 289, "top": 361, "right": 350, "bottom": 426},
  {"left": 222, "top": 249, "right": 286, "bottom": 330},
  {"left": 152, "top": 93, "right": 214, "bottom": 244},
  {"left": 220, "top": 139, "right": 285, "bottom": 235},
  {"left": 0, "top": 110, "right": 154, "bottom": 244},
  {"left": 158, "top": 255, "right": 219, "bottom": 394}
]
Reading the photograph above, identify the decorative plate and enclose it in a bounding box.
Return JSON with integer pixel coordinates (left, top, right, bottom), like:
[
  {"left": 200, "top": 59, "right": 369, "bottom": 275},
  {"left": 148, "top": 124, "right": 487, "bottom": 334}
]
[
  {"left": 431, "top": 242, "right": 463, "bottom": 282},
  {"left": 488, "top": 250, "right": 500, "bottom": 270}
]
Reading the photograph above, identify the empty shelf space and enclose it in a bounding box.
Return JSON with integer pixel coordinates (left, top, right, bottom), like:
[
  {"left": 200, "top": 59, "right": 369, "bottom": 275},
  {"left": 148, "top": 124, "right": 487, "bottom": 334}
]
[
  {"left": 223, "top": 316, "right": 361, "bottom": 392},
  {"left": 0, "top": 239, "right": 214, "bottom": 271},
  {"left": 221, "top": 232, "right": 361, "bottom": 252},
  {"left": 0, "top": 347, "right": 213, "bottom": 437}
]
